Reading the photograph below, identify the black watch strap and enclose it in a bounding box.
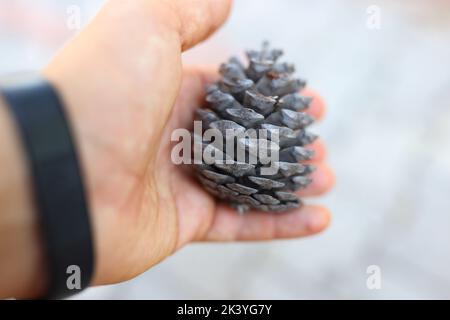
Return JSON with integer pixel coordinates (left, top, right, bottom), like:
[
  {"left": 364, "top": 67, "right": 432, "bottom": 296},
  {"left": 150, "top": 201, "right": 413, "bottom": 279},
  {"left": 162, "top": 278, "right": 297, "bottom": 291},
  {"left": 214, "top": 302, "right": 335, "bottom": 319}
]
[{"left": 0, "top": 73, "right": 94, "bottom": 299}]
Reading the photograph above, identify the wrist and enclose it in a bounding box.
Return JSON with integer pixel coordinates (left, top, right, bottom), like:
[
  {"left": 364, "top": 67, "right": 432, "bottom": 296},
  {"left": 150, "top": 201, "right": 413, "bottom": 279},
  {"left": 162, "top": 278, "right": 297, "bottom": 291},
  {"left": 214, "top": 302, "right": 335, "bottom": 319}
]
[{"left": 0, "top": 99, "right": 46, "bottom": 298}]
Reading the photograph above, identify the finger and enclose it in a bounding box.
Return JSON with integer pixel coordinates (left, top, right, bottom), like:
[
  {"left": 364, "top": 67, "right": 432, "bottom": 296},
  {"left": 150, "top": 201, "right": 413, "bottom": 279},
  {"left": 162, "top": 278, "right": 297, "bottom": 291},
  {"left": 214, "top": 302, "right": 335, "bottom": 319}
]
[
  {"left": 301, "top": 87, "right": 326, "bottom": 121},
  {"left": 297, "top": 163, "right": 335, "bottom": 197},
  {"left": 305, "top": 139, "right": 327, "bottom": 163},
  {"left": 201, "top": 204, "right": 331, "bottom": 241},
  {"left": 162, "top": 0, "right": 233, "bottom": 51}
]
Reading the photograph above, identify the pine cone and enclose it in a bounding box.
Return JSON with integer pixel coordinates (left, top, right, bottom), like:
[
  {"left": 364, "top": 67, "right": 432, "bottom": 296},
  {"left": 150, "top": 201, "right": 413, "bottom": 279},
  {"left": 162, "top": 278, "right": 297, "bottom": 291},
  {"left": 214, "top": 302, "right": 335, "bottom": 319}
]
[{"left": 193, "top": 42, "right": 317, "bottom": 213}]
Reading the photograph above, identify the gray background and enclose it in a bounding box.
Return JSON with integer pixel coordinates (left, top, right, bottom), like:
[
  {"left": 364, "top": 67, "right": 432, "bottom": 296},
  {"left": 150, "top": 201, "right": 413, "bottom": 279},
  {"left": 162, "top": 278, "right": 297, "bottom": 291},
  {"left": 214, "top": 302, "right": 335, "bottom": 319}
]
[{"left": 1, "top": 0, "right": 450, "bottom": 299}]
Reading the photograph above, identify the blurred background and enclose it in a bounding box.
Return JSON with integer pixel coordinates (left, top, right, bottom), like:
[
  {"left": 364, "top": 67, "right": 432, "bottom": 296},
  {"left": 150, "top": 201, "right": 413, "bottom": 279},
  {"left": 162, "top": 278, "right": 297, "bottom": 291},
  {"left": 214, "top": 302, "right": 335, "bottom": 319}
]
[{"left": 1, "top": 0, "right": 450, "bottom": 299}]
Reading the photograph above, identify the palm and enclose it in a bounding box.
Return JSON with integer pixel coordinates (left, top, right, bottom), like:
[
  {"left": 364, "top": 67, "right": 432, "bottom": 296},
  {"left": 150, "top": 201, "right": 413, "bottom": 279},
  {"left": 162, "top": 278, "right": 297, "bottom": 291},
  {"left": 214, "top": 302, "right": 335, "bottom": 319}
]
[
  {"left": 157, "top": 67, "right": 221, "bottom": 248},
  {"left": 87, "top": 67, "right": 332, "bottom": 285},
  {"left": 90, "top": 68, "right": 219, "bottom": 284}
]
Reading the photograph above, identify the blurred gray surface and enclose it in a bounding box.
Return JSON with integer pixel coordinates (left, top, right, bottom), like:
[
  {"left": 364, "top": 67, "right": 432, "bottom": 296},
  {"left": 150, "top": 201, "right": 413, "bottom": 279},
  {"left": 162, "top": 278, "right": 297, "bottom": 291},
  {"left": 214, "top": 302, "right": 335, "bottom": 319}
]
[{"left": 1, "top": 0, "right": 450, "bottom": 299}]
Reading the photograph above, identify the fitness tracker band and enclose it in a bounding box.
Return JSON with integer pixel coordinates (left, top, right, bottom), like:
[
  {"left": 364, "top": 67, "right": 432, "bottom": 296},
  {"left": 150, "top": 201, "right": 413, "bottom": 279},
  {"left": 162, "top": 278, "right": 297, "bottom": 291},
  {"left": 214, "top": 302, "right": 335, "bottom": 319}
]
[{"left": 0, "top": 73, "right": 94, "bottom": 299}]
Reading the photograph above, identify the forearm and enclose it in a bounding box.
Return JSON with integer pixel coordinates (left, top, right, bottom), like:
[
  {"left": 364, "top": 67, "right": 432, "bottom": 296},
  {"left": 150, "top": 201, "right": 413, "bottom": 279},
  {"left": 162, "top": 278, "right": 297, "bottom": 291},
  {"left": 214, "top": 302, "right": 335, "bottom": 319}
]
[{"left": 0, "top": 98, "right": 45, "bottom": 298}]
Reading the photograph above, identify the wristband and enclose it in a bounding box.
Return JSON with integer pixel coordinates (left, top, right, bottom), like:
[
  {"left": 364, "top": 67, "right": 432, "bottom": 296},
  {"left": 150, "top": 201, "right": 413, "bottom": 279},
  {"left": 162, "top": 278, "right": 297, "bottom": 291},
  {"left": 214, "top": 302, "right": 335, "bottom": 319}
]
[{"left": 0, "top": 73, "right": 94, "bottom": 299}]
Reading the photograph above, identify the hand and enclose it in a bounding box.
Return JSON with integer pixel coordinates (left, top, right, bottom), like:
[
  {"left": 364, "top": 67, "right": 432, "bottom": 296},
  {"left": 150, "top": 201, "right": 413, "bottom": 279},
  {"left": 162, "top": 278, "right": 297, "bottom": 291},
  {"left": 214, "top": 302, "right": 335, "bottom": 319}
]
[{"left": 43, "top": 0, "right": 334, "bottom": 287}]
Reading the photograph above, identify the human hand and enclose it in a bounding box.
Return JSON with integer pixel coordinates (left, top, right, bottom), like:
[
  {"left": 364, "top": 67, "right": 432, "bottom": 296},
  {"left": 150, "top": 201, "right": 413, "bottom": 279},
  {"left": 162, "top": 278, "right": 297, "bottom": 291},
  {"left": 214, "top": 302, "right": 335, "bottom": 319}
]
[{"left": 43, "top": 0, "right": 334, "bottom": 287}]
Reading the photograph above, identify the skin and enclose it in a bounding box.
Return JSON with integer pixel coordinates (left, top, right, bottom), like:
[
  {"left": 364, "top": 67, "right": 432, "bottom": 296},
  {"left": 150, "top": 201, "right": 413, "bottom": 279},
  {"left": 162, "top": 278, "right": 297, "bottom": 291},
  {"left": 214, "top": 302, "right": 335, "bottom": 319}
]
[{"left": 0, "top": 0, "right": 334, "bottom": 298}]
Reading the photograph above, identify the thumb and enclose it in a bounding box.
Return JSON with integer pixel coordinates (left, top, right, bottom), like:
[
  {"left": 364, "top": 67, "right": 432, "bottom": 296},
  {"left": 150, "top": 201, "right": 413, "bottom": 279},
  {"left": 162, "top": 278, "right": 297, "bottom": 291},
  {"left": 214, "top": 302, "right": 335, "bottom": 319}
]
[
  {"left": 159, "top": 0, "right": 233, "bottom": 51},
  {"left": 102, "top": 0, "right": 233, "bottom": 51},
  {"left": 170, "top": 0, "right": 232, "bottom": 51},
  {"left": 45, "top": 0, "right": 232, "bottom": 135}
]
